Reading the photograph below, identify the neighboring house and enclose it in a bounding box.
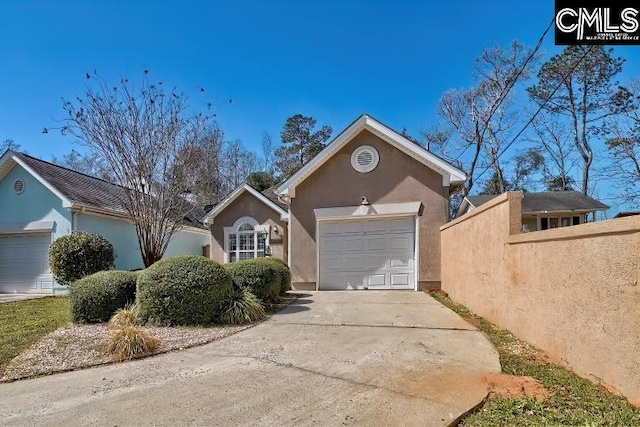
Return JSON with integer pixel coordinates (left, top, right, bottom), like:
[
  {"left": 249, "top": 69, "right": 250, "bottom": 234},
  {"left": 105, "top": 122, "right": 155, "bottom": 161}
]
[
  {"left": 0, "top": 150, "right": 210, "bottom": 294},
  {"left": 204, "top": 184, "right": 289, "bottom": 264},
  {"left": 206, "top": 114, "right": 466, "bottom": 291},
  {"left": 457, "top": 191, "right": 609, "bottom": 232}
]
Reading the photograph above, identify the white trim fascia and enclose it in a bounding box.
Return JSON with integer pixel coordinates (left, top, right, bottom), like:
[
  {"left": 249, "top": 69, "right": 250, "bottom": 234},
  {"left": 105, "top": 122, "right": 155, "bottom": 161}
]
[
  {"left": 277, "top": 115, "right": 467, "bottom": 198},
  {"left": 314, "top": 202, "right": 422, "bottom": 221},
  {"left": 204, "top": 184, "right": 289, "bottom": 226},
  {"left": 9, "top": 156, "right": 73, "bottom": 207}
]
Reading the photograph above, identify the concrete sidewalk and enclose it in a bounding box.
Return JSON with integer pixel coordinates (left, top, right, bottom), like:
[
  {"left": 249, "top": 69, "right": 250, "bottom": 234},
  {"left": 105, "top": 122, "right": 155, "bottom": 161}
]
[{"left": 0, "top": 291, "right": 500, "bottom": 427}]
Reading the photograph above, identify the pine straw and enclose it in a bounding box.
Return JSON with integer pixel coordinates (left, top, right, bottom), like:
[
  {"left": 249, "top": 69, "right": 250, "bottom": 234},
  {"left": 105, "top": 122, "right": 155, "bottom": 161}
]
[{"left": 0, "top": 322, "right": 249, "bottom": 381}]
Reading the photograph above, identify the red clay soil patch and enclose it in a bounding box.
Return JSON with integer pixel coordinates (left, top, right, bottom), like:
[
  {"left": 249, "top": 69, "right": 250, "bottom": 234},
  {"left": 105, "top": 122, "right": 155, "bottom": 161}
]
[
  {"left": 483, "top": 373, "right": 549, "bottom": 401},
  {"left": 464, "top": 317, "right": 481, "bottom": 328}
]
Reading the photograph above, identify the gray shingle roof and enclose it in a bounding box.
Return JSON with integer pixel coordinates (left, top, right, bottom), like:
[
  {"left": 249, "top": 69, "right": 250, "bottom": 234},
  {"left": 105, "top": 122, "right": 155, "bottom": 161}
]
[
  {"left": 11, "top": 151, "right": 206, "bottom": 228},
  {"left": 14, "top": 151, "right": 129, "bottom": 211},
  {"left": 261, "top": 184, "right": 288, "bottom": 210},
  {"left": 468, "top": 191, "right": 609, "bottom": 213}
]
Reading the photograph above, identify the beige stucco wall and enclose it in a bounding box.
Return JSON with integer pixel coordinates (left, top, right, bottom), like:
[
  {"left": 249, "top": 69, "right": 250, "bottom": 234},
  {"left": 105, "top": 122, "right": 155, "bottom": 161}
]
[
  {"left": 441, "top": 192, "right": 640, "bottom": 403},
  {"left": 209, "top": 191, "right": 288, "bottom": 264},
  {"left": 289, "top": 129, "right": 449, "bottom": 289}
]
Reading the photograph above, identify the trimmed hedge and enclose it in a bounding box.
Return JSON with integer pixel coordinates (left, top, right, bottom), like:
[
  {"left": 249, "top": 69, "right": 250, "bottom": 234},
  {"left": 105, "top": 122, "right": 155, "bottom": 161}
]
[
  {"left": 225, "top": 257, "right": 290, "bottom": 301},
  {"left": 49, "top": 230, "right": 115, "bottom": 286},
  {"left": 136, "top": 256, "right": 233, "bottom": 326},
  {"left": 69, "top": 270, "right": 137, "bottom": 323},
  {"left": 263, "top": 258, "right": 291, "bottom": 295}
]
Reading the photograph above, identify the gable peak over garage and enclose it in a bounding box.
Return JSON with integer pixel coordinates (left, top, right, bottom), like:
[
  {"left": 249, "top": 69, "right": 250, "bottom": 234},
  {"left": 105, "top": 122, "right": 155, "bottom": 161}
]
[{"left": 276, "top": 114, "right": 466, "bottom": 198}]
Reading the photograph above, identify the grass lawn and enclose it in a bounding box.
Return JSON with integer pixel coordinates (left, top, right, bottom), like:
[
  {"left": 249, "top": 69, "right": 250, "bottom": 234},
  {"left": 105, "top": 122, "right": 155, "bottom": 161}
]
[
  {"left": 429, "top": 291, "right": 640, "bottom": 427},
  {"left": 0, "top": 297, "right": 69, "bottom": 372}
]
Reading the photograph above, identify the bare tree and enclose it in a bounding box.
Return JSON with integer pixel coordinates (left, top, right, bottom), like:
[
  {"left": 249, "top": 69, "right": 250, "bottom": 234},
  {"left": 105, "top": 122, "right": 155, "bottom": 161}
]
[
  {"left": 53, "top": 71, "right": 216, "bottom": 267},
  {"left": 178, "top": 125, "right": 226, "bottom": 207},
  {"left": 222, "top": 140, "right": 257, "bottom": 194},
  {"left": 52, "top": 149, "right": 116, "bottom": 182},
  {"left": 261, "top": 131, "right": 275, "bottom": 174},
  {"left": 605, "top": 79, "right": 640, "bottom": 206},
  {"left": 437, "top": 41, "right": 538, "bottom": 198},
  {"left": 528, "top": 113, "right": 577, "bottom": 191},
  {"left": 1, "top": 139, "right": 20, "bottom": 153}
]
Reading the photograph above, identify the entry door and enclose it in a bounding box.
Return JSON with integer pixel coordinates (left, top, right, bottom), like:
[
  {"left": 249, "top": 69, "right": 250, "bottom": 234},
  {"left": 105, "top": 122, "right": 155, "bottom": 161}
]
[
  {"left": 0, "top": 234, "right": 53, "bottom": 293},
  {"left": 318, "top": 217, "right": 415, "bottom": 290}
]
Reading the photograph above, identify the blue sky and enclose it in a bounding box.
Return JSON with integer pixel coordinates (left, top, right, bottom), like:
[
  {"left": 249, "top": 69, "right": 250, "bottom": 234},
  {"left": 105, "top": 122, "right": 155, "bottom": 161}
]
[{"left": 1, "top": 1, "right": 639, "bottom": 207}]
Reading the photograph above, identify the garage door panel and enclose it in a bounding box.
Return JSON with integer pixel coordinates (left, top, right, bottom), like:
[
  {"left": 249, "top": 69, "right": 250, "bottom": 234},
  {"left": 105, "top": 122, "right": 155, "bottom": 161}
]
[
  {"left": 321, "top": 256, "right": 342, "bottom": 272},
  {"left": 367, "top": 255, "right": 388, "bottom": 270},
  {"left": 389, "top": 235, "right": 411, "bottom": 250},
  {"left": 343, "top": 221, "right": 364, "bottom": 234},
  {"left": 318, "top": 217, "right": 415, "bottom": 290},
  {"left": 391, "top": 274, "right": 410, "bottom": 287},
  {"left": 367, "top": 274, "right": 386, "bottom": 287},
  {"left": 389, "top": 255, "right": 411, "bottom": 269},
  {"left": 366, "top": 237, "right": 386, "bottom": 251},
  {"left": 322, "top": 239, "right": 342, "bottom": 253},
  {"left": 0, "top": 234, "right": 53, "bottom": 294},
  {"left": 388, "top": 217, "right": 414, "bottom": 231},
  {"left": 344, "top": 238, "right": 364, "bottom": 251}
]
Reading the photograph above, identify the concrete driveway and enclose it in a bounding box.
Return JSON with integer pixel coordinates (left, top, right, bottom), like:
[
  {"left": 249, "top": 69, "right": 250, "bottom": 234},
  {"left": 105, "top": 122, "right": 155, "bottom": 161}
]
[
  {"left": 0, "top": 291, "right": 500, "bottom": 427},
  {"left": 0, "top": 294, "right": 48, "bottom": 303}
]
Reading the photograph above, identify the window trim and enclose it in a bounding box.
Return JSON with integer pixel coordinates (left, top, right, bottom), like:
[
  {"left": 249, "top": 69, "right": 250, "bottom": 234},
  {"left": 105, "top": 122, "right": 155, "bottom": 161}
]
[{"left": 223, "top": 216, "right": 270, "bottom": 263}]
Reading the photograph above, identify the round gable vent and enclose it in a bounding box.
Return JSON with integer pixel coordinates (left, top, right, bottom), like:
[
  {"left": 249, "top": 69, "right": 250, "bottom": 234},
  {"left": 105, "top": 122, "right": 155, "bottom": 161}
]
[
  {"left": 13, "top": 179, "right": 25, "bottom": 194},
  {"left": 351, "top": 145, "right": 379, "bottom": 173}
]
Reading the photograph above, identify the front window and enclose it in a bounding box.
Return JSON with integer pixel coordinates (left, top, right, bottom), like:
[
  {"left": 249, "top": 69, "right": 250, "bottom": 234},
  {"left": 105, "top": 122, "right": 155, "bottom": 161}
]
[{"left": 225, "top": 218, "right": 268, "bottom": 262}]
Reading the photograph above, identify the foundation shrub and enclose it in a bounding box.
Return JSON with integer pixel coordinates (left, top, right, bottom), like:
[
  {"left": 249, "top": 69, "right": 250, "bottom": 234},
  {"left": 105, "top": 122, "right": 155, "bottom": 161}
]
[
  {"left": 136, "top": 256, "right": 232, "bottom": 326},
  {"left": 69, "top": 270, "right": 137, "bottom": 323}
]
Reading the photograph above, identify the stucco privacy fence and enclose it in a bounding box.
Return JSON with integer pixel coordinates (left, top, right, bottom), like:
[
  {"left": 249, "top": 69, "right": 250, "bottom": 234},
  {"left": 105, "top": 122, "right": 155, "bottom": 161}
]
[{"left": 441, "top": 192, "right": 640, "bottom": 403}]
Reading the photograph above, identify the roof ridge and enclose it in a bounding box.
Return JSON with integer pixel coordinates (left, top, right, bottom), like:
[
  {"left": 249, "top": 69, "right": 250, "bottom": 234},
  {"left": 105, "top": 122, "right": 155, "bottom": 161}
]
[{"left": 15, "top": 151, "right": 129, "bottom": 191}]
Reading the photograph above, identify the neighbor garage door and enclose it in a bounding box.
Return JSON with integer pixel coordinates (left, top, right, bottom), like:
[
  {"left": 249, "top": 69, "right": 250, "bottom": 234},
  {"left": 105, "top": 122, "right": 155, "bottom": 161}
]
[
  {"left": 0, "top": 234, "right": 53, "bottom": 294},
  {"left": 318, "top": 216, "right": 415, "bottom": 290}
]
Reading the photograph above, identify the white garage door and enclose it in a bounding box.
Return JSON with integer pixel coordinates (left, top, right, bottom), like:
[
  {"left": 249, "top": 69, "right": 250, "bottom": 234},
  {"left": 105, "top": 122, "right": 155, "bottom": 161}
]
[
  {"left": 0, "top": 234, "right": 53, "bottom": 294},
  {"left": 318, "top": 216, "right": 415, "bottom": 290}
]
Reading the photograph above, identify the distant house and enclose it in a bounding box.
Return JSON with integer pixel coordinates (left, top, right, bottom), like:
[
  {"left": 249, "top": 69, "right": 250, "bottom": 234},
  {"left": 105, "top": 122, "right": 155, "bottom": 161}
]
[
  {"left": 614, "top": 211, "right": 640, "bottom": 219},
  {"left": 0, "top": 150, "right": 210, "bottom": 294},
  {"left": 457, "top": 191, "right": 609, "bottom": 232}
]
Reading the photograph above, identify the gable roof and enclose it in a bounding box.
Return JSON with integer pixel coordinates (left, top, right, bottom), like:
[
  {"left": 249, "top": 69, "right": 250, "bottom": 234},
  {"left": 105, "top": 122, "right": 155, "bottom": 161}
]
[
  {"left": 0, "top": 150, "right": 128, "bottom": 210},
  {"left": 276, "top": 114, "right": 467, "bottom": 198},
  {"left": 459, "top": 191, "right": 609, "bottom": 217},
  {"left": 0, "top": 150, "right": 206, "bottom": 228},
  {"left": 203, "top": 184, "right": 289, "bottom": 226}
]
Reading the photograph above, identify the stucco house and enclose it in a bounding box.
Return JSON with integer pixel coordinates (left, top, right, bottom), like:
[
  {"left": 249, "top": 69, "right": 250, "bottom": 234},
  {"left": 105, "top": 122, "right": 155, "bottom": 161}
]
[
  {"left": 205, "top": 114, "right": 467, "bottom": 291},
  {"left": 457, "top": 191, "right": 609, "bottom": 232},
  {"left": 0, "top": 150, "right": 210, "bottom": 294}
]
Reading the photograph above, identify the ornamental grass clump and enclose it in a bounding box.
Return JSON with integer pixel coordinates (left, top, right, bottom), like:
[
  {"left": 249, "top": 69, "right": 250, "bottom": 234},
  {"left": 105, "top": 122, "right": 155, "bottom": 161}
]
[
  {"left": 106, "top": 303, "right": 159, "bottom": 361},
  {"left": 106, "top": 325, "right": 160, "bottom": 361},
  {"left": 109, "top": 304, "right": 141, "bottom": 328},
  {"left": 219, "top": 287, "right": 266, "bottom": 325}
]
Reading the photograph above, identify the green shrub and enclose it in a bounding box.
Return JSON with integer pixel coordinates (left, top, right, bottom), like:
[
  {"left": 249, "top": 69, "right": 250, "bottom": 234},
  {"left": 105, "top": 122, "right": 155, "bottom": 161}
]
[
  {"left": 225, "top": 258, "right": 282, "bottom": 301},
  {"left": 219, "top": 287, "right": 266, "bottom": 325},
  {"left": 263, "top": 258, "right": 291, "bottom": 295},
  {"left": 106, "top": 325, "right": 160, "bottom": 361},
  {"left": 49, "top": 230, "right": 115, "bottom": 285},
  {"left": 69, "top": 270, "right": 137, "bottom": 323},
  {"left": 136, "top": 256, "right": 233, "bottom": 326}
]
